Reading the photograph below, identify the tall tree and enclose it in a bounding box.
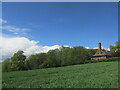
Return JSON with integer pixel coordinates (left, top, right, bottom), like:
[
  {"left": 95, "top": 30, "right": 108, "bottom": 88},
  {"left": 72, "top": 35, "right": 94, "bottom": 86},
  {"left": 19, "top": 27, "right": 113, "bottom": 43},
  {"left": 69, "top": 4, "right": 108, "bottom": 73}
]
[
  {"left": 25, "top": 55, "right": 39, "bottom": 69},
  {"left": 11, "top": 51, "right": 26, "bottom": 70},
  {"left": 44, "top": 49, "right": 61, "bottom": 68}
]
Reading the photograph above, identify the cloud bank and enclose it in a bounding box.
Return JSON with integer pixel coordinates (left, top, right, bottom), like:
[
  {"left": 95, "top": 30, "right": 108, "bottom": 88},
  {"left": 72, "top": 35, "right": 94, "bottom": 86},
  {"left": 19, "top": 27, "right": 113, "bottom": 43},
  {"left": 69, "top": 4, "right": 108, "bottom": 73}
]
[{"left": 1, "top": 36, "right": 64, "bottom": 61}]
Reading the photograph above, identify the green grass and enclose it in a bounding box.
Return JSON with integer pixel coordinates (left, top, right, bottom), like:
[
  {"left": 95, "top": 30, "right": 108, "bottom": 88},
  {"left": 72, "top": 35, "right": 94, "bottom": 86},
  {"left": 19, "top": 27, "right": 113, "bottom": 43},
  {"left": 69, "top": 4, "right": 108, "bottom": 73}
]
[
  {"left": 0, "top": 63, "right": 2, "bottom": 89},
  {"left": 2, "top": 61, "right": 118, "bottom": 88}
]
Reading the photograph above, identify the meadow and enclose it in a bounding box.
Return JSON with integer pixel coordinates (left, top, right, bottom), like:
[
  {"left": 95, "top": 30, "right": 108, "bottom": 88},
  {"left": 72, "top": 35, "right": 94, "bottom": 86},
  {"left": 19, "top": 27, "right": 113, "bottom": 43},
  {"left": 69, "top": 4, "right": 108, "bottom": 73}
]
[{"left": 2, "top": 61, "right": 118, "bottom": 88}]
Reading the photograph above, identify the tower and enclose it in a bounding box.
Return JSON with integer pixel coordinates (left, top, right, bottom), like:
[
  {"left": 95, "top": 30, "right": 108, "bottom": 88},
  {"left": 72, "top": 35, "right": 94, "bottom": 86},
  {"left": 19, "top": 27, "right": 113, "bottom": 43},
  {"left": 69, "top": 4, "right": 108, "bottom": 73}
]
[{"left": 98, "top": 42, "right": 101, "bottom": 50}]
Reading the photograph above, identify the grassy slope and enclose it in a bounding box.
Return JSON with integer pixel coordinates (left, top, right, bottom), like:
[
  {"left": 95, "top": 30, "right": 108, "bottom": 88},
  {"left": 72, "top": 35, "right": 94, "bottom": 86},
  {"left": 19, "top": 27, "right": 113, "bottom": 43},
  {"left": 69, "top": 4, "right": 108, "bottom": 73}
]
[
  {"left": 2, "top": 61, "right": 118, "bottom": 88},
  {"left": 0, "top": 64, "right": 1, "bottom": 89}
]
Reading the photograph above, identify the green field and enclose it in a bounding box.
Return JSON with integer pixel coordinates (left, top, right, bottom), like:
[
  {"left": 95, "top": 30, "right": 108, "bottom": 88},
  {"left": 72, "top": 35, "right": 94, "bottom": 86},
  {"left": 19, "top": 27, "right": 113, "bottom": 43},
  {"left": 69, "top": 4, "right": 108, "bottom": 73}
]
[{"left": 2, "top": 61, "right": 118, "bottom": 88}]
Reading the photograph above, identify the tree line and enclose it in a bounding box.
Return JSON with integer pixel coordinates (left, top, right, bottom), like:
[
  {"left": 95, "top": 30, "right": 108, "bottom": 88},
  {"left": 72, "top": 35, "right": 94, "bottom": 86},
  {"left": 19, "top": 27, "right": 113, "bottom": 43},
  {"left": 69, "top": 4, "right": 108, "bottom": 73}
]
[
  {"left": 2, "top": 46, "right": 97, "bottom": 72},
  {"left": 2, "top": 41, "right": 120, "bottom": 72}
]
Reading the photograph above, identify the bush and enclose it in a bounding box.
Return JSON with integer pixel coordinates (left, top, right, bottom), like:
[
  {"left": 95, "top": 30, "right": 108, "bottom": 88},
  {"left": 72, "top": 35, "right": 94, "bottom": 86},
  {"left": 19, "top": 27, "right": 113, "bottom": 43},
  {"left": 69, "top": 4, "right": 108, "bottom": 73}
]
[
  {"left": 85, "top": 57, "right": 120, "bottom": 64},
  {"left": 107, "top": 57, "right": 120, "bottom": 61}
]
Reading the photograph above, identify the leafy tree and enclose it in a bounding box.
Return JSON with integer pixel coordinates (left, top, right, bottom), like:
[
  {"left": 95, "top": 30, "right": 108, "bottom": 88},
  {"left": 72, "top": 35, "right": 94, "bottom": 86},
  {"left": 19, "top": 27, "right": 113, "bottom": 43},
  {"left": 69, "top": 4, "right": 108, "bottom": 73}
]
[
  {"left": 36, "top": 53, "right": 47, "bottom": 68},
  {"left": 110, "top": 41, "right": 120, "bottom": 57},
  {"left": 11, "top": 51, "right": 26, "bottom": 61},
  {"left": 60, "top": 46, "right": 91, "bottom": 66},
  {"left": 10, "top": 59, "right": 19, "bottom": 71},
  {"left": 25, "top": 53, "right": 48, "bottom": 69},
  {"left": 11, "top": 51, "right": 26, "bottom": 70},
  {"left": 60, "top": 46, "right": 71, "bottom": 66},
  {"left": 72, "top": 46, "right": 90, "bottom": 64},
  {"left": 25, "top": 55, "right": 39, "bottom": 69},
  {"left": 43, "top": 49, "right": 61, "bottom": 68}
]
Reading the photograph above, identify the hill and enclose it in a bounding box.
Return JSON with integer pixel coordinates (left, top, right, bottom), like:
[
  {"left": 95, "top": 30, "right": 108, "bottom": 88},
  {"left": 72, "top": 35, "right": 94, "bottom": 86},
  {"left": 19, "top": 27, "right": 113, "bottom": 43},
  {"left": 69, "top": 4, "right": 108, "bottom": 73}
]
[{"left": 2, "top": 61, "right": 118, "bottom": 88}]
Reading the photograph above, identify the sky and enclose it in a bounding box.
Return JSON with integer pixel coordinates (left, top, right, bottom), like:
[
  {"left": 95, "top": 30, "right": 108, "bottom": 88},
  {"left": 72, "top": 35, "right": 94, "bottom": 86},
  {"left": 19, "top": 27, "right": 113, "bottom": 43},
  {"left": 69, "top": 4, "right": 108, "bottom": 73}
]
[{"left": 1, "top": 2, "right": 118, "bottom": 60}]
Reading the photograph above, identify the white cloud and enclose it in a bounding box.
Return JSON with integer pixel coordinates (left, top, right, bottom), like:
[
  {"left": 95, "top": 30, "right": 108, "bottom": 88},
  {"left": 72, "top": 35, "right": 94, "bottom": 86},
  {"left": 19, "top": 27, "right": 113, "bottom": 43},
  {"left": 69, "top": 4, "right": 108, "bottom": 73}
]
[
  {"left": 107, "top": 48, "right": 110, "bottom": 51},
  {"left": 24, "top": 45, "right": 61, "bottom": 56},
  {"left": 1, "top": 36, "right": 68, "bottom": 61},
  {"left": 0, "top": 19, "right": 7, "bottom": 24},
  {"left": 85, "top": 47, "right": 90, "bottom": 49},
  {"left": 0, "top": 18, "right": 30, "bottom": 36},
  {"left": 93, "top": 46, "right": 110, "bottom": 51},
  {"left": 2, "top": 25, "right": 30, "bottom": 35},
  {"left": 93, "top": 47, "right": 98, "bottom": 49}
]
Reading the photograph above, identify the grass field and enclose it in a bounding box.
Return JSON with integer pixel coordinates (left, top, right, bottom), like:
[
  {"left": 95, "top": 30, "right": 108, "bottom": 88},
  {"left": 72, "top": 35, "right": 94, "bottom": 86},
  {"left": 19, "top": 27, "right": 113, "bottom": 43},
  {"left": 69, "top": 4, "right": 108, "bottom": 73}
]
[
  {"left": 2, "top": 61, "right": 118, "bottom": 88},
  {"left": 0, "top": 63, "right": 2, "bottom": 89}
]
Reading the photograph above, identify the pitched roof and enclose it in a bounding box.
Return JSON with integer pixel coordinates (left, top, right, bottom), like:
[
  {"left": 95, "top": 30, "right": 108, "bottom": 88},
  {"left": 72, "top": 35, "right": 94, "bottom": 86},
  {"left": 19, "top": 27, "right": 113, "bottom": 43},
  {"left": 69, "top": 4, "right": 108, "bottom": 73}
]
[{"left": 93, "top": 49, "right": 110, "bottom": 56}]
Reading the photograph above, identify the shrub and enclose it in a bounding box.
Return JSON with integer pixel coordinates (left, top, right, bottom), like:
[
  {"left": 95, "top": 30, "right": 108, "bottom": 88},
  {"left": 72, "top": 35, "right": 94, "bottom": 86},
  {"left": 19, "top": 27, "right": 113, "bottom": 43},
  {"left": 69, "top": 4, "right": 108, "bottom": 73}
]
[{"left": 85, "top": 57, "right": 120, "bottom": 64}]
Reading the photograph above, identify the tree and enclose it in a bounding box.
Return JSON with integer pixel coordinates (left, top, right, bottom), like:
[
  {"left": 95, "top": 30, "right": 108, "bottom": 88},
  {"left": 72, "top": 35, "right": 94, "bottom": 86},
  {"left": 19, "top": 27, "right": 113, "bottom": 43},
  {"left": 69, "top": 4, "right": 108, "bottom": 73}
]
[
  {"left": 110, "top": 41, "right": 120, "bottom": 57},
  {"left": 10, "top": 59, "right": 19, "bottom": 71},
  {"left": 36, "top": 53, "right": 47, "bottom": 68},
  {"left": 60, "top": 46, "right": 91, "bottom": 66},
  {"left": 25, "top": 55, "right": 39, "bottom": 69},
  {"left": 60, "top": 46, "right": 71, "bottom": 66},
  {"left": 72, "top": 46, "right": 90, "bottom": 64},
  {"left": 10, "top": 51, "right": 26, "bottom": 70},
  {"left": 43, "top": 49, "right": 61, "bottom": 68}
]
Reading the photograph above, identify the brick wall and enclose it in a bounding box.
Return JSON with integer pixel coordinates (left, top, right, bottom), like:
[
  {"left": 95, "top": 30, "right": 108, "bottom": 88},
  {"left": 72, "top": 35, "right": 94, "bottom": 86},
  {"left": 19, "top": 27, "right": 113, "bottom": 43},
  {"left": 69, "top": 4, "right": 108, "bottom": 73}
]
[{"left": 91, "top": 56, "right": 107, "bottom": 60}]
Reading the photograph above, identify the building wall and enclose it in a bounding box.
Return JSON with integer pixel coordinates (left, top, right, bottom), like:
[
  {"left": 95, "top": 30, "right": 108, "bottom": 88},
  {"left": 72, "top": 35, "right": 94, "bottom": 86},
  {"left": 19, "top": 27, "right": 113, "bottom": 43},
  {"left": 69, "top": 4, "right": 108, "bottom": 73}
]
[{"left": 91, "top": 56, "right": 107, "bottom": 60}]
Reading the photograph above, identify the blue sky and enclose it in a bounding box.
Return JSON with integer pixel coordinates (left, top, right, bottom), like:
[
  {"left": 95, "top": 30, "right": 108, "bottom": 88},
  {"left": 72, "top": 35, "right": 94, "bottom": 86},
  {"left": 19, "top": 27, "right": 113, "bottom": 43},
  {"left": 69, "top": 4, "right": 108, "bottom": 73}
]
[{"left": 2, "top": 2, "right": 118, "bottom": 49}]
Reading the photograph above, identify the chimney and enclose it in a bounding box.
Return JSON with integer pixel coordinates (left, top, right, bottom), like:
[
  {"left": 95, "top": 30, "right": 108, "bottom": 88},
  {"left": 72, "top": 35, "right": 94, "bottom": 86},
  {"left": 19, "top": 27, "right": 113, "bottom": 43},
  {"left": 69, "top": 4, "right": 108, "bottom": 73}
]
[{"left": 98, "top": 42, "right": 102, "bottom": 50}]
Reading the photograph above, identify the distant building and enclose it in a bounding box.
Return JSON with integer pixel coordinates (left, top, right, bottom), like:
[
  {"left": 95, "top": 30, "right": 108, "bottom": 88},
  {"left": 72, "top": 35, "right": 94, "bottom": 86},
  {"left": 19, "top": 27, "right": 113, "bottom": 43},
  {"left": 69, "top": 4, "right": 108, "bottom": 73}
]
[{"left": 91, "top": 43, "right": 111, "bottom": 60}]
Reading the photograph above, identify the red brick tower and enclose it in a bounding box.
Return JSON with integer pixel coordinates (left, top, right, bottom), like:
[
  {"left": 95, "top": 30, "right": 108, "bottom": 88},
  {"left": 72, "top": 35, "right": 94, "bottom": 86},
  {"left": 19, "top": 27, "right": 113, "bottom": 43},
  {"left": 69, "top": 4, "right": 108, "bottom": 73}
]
[{"left": 98, "top": 42, "right": 101, "bottom": 50}]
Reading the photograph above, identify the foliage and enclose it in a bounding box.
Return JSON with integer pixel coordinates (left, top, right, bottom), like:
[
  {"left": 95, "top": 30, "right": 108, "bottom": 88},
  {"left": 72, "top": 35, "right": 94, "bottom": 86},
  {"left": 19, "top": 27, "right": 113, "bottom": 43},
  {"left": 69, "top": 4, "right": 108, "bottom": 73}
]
[
  {"left": 25, "top": 53, "right": 47, "bottom": 69},
  {"left": 2, "top": 51, "right": 26, "bottom": 72},
  {"left": 36, "top": 53, "right": 47, "bottom": 68},
  {"left": 11, "top": 51, "right": 26, "bottom": 70},
  {"left": 11, "top": 51, "right": 26, "bottom": 61},
  {"left": 60, "top": 47, "right": 74, "bottom": 66},
  {"left": 10, "top": 59, "right": 19, "bottom": 71},
  {"left": 2, "top": 61, "right": 118, "bottom": 88},
  {"left": 5, "top": 43, "right": 120, "bottom": 72},
  {"left": 110, "top": 41, "right": 120, "bottom": 57},
  {"left": 2, "top": 58, "right": 11, "bottom": 72},
  {"left": 85, "top": 57, "right": 120, "bottom": 63},
  {"left": 25, "top": 55, "right": 40, "bottom": 69},
  {"left": 87, "top": 49, "right": 97, "bottom": 59},
  {"left": 43, "top": 49, "right": 61, "bottom": 68},
  {"left": 60, "top": 46, "right": 96, "bottom": 66},
  {"left": 2, "top": 46, "right": 107, "bottom": 72}
]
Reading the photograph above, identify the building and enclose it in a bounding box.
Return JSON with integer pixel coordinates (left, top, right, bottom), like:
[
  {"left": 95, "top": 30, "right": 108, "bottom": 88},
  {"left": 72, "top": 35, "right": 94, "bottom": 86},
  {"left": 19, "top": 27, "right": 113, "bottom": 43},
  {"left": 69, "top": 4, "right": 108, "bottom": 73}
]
[{"left": 91, "top": 43, "right": 111, "bottom": 60}]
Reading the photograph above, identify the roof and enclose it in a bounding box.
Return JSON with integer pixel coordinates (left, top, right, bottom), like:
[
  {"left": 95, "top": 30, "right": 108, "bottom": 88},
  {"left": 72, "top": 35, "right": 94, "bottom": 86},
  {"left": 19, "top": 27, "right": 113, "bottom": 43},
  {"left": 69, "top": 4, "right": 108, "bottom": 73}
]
[{"left": 93, "top": 49, "right": 110, "bottom": 56}]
